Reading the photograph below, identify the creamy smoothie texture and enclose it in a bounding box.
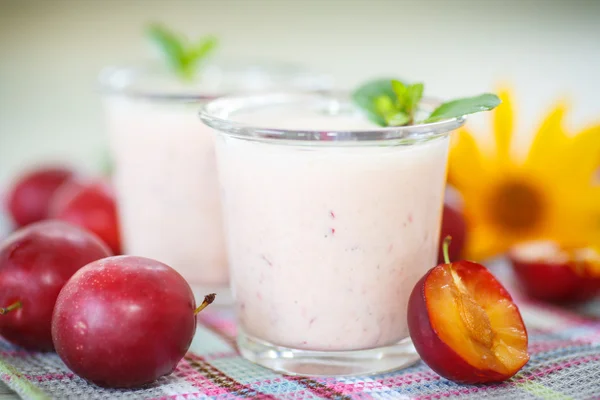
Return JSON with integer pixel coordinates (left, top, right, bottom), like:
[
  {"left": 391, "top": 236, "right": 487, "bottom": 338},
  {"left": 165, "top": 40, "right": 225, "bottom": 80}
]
[
  {"left": 105, "top": 97, "right": 228, "bottom": 285},
  {"left": 215, "top": 107, "right": 450, "bottom": 351}
]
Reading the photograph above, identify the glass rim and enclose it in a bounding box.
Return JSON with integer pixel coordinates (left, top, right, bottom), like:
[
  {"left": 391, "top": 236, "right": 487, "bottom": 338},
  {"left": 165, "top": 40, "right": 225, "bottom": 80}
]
[
  {"left": 97, "top": 59, "right": 333, "bottom": 102},
  {"left": 199, "top": 91, "right": 466, "bottom": 145}
]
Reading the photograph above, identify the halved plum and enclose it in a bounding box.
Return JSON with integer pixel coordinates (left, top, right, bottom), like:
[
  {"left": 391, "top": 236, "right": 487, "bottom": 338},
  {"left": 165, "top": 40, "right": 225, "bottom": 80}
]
[
  {"left": 408, "top": 238, "right": 529, "bottom": 384},
  {"left": 508, "top": 240, "right": 600, "bottom": 303}
]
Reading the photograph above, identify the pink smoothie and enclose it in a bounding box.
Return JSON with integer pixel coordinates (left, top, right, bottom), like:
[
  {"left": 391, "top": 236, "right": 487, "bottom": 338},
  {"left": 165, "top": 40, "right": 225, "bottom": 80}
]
[
  {"left": 214, "top": 107, "right": 450, "bottom": 351},
  {"left": 104, "top": 98, "right": 228, "bottom": 286}
]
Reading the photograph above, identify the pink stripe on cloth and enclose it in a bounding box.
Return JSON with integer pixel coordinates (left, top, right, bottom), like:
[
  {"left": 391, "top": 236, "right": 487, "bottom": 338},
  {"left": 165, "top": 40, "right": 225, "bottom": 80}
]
[
  {"left": 317, "top": 380, "right": 393, "bottom": 396},
  {"left": 375, "top": 370, "right": 442, "bottom": 388},
  {"left": 312, "top": 371, "right": 443, "bottom": 398},
  {"left": 25, "top": 373, "right": 75, "bottom": 382},
  {"left": 151, "top": 394, "right": 207, "bottom": 400},
  {"left": 175, "top": 357, "right": 230, "bottom": 397},
  {"left": 184, "top": 353, "right": 279, "bottom": 399},
  {"left": 416, "top": 385, "right": 490, "bottom": 400},
  {"left": 151, "top": 395, "right": 198, "bottom": 400},
  {"left": 287, "top": 376, "right": 354, "bottom": 399},
  {"left": 576, "top": 331, "right": 600, "bottom": 344}
]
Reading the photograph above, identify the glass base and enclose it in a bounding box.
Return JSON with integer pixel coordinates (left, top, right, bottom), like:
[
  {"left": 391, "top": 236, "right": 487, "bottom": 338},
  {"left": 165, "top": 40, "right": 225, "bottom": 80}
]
[
  {"left": 238, "top": 330, "right": 420, "bottom": 377},
  {"left": 190, "top": 284, "right": 233, "bottom": 306}
]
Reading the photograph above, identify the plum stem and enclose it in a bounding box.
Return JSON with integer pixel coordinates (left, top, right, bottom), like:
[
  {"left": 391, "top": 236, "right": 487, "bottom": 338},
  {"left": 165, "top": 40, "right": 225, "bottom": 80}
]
[
  {"left": 0, "top": 300, "right": 22, "bottom": 315},
  {"left": 194, "top": 293, "right": 216, "bottom": 316},
  {"left": 443, "top": 235, "right": 452, "bottom": 264}
]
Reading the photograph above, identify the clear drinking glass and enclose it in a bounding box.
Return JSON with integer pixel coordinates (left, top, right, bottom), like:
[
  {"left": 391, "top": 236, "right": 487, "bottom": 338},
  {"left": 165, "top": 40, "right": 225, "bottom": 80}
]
[
  {"left": 200, "top": 92, "right": 465, "bottom": 376},
  {"left": 99, "top": 61, "right": 331, "bottom": 304}
]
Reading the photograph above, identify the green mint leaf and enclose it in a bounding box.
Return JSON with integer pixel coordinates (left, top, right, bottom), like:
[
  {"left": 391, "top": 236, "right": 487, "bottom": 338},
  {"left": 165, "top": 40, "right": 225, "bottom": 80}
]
[
  {"left": 391, "top": 79, "right": 408, "bottom": 109},
  {"left": 187, "top": 36, "right": 218, "bottom": 65},
  {"left": 423, "top": 93, "right": 501, "bottom": 123},
  {"left": 146, "top": 23, "right": 218, "bottom": 81},
  {"left": 406, "top": 83, "right": 424, "bottom": 113},
  {"left": 147, "top": 23, "right": 187, "bottom": 73},
  {"left": 374, "top": 95, "right": 395, "bottom": 116},
  {"left": 385, "top": 111, "right": 410, "bottom": 126},
  {"left": 352, "top": 78, "right": 402, "bottom": 126},
  {"left": 391, "top": 80, "right": 423, "bottom": 124},
  {"left": 180, "top": 35, "right": 218, "bottom": 79},
  {"left": 354, "top": 78, "right": 500, "bottom": 127}
]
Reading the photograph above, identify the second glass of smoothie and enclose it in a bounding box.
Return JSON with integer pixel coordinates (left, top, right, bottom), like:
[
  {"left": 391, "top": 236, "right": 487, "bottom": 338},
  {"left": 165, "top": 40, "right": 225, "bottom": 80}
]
[
  {"left": 100, "top": 62, "right": 331, "bottom": 302},
  {"left": 200, "top": 92, "right": 465, "bottom": 375}
]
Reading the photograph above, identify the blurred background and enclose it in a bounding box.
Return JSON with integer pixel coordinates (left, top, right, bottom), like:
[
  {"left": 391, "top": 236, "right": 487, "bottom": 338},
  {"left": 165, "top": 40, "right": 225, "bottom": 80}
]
[{"left": 1, "top": 0, "right": 599, "bottom": 185}]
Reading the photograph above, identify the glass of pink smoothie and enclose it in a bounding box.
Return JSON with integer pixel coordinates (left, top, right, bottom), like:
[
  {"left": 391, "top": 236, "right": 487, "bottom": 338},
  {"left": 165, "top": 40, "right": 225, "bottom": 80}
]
[
  {"left": 200, "top": 92, "right": 465, "bottom": 375},
  {"left": 100, "top": 62, "right": 331, "bottom": 304}
]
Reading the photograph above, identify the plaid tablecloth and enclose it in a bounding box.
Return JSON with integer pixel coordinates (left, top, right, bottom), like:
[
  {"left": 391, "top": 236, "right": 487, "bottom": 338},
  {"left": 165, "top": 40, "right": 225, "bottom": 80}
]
[
  {"left": 1, "top": 215, "right": 600, "bottom": 399},
  {"left": 1, "top": 267, "right": 599, "bottom": 400}
]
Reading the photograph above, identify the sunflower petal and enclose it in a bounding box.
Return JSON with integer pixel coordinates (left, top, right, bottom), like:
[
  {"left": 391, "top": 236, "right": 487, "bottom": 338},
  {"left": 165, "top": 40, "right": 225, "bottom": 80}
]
[
  {"left": 453, "top": 85, "right": 600, "bottom": 259},
  {"left": 493, "top": 88, "right": 515, "bottom": 164},
  {"left": 557, "top": 186, "right": 600, "bottom": 246},
  {"left": 565, "top": 124, "right": 600, "bottom": 183},
  {"left": 463, "top": 221, "right": 511, "bottom": 262},
  {"left": 447, "top": 129, "right": 486, "bottom": 190},
  {"left": 577, "top": 186, "right": 600, "bottom": 212},
  {"left": 525, "top": 102, "right": 569, "bottom": 172}
]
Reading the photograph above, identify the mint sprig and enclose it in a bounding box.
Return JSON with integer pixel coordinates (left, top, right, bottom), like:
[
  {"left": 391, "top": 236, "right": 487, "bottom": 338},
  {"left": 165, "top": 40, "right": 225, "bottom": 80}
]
[
  {"left": 422, "top": 93, "right": 501, "bottom": 123},
  {"left": 351, "top": 79, "right": 397, "bottom": 126},
  {"left": 352, "top": 79, "right": 501, "bottom": 126},
  {"left": 146, "top": 23, "right": 218, "bottom": 81}
]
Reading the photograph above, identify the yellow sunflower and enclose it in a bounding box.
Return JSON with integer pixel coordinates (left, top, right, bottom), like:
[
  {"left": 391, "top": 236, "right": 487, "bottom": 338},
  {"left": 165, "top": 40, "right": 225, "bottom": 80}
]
[{"left": 448, "top": 86, "right": 600, "bottom": 261}]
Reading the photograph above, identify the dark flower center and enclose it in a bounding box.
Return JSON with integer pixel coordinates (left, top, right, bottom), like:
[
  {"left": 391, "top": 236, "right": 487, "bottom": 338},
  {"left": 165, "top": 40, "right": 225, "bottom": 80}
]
[{"left": 489, "top": 180, "right": 544, "bottom": 233}]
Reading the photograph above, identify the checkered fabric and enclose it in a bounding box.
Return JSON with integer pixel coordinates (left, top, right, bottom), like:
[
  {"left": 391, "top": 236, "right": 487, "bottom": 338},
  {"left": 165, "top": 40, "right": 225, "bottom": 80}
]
[{"left": 1, "top": 292, "right": 600, "bottom": 400}]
